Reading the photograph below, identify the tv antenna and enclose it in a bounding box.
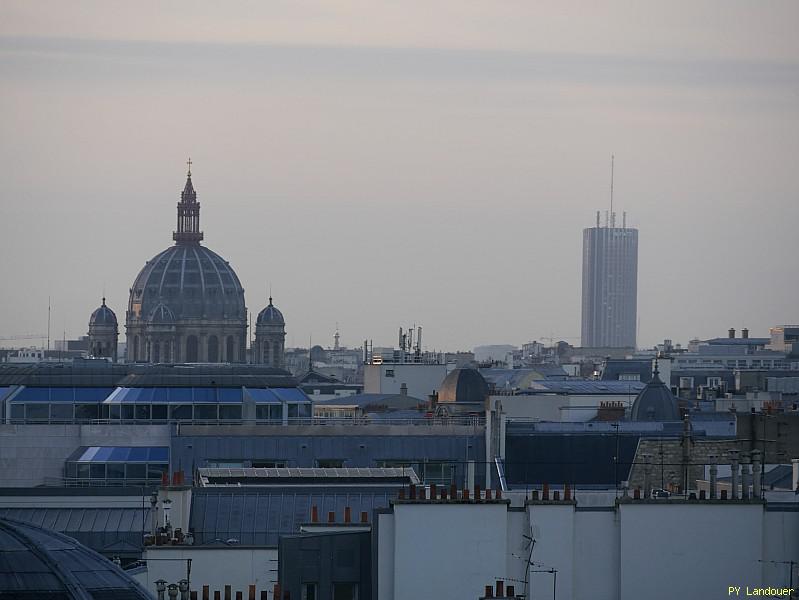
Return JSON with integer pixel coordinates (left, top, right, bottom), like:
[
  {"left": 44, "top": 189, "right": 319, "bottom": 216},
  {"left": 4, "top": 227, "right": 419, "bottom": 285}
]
[{"left": 609, "top": 154, "right": 615, "bottom": 228}]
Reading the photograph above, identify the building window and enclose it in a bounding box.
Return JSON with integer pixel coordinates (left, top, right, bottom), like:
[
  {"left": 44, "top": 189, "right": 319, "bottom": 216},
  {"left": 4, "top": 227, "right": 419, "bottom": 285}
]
[
  {"left": 10, "top": 404, "right": 24, "bottom": 421},
  {"left": 619, "top": 373, "right": 640, "bottom": 381},
  {"left": 170, "top": 405, "right": 193, "bottom": 420},
  {"left": 219, "top": 405, "right": 242, "bottom": 420},
  {"left": 251, "top": 460, "right": 287, "bottom": 468},
  {"left": 107, "top": 463, "right": 125, "bottom": 482},
  {"left": 207, "top": 460, "right": 245, "bottom": 468},
  {"left": 332, "top": 583, "right": 358, "bottom": 600},
  {"left": 385, "top": 369, "right": 394, "bottom": 378},
  {"left": 194, "top": 405, "right": 218, "bottom": 420},
  {"left": 421, "top": 462, "right": 455, "bottom": 485},
  {"left": 679, "top": 377, "right": 694, "bottom": 389},
  {"left": 302, "top": 583, "right": 318, "bottom": 600},
  {"left": 24, "top": 404, "right": 48, "bottom": 421},
  {"left": 186, "top": 336, "right": 199, "bottom": 362},
  {"left": 50, "top": 403, "right": 73, "bottom": 422},
  {"left": 316, "top": 459, "right": 344, "bottom": 468},
  {"left": 208, "top": 335, "right": 219, "bottom": 363},
  {"left": 256, "top": 405, "right": 283, "bottom": 421},
  {"left": 706, "top": 377, "right": 722, "bottom": 388},
  {"left": 125, "top": 464, "right": 146, "bottom": 482},
  {"left": 377, "top": 460, "right": 415, "bottom": 469}
]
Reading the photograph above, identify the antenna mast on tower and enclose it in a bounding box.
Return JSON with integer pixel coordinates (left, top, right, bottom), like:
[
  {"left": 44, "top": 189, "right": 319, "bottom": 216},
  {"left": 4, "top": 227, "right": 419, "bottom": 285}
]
[{"left": 609, "top": 154, "right": 615, "bottom": 228}]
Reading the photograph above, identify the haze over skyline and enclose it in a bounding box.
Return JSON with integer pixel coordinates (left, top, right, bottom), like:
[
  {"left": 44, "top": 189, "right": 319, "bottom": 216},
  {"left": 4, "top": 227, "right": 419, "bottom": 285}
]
[{"left": 1, "top": 1, "right": 797, "bottom": 351}]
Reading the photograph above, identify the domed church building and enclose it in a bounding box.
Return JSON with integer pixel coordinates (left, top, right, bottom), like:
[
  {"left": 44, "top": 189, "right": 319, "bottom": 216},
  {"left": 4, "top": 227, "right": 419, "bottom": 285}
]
[
  {"left": 124, "top": 162, "right": 250, "bottom": 363},
  {"left": 87, "top": 297, "right": 119, "bottom": 361},
  {"left": 254, "top": 296, "right": 287, "bottom": 368}
]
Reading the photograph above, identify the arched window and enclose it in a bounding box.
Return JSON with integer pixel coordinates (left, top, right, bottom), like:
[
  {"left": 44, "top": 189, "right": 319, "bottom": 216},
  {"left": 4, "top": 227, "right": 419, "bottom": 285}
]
[
  {"left": 273, "top": 342, "right": 281, "bottom": 367},
  {"left": 164, "top": 342, "right": 171, "bottom": 364},
  {"left": 264, "top": 341, "right": 271, "bottom": 365},
  {"left": 226, "top": 336, "right": 235, "bottom": 363},
  {"left": 208, "top": 335, "right": 219, "bottom": 363},
  {"left": 153, "top": 342, "right": 161, "bottom": 363},
  {"left": 186, "top": 335, "right": 199, "bottom": 362},
  {"left": 133, "top": 336, "right": 139, "bottom": 362}
]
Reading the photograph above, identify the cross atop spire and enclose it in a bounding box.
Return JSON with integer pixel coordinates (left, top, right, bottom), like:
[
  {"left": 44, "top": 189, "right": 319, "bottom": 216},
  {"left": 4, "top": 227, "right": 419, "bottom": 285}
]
[{"left": 186, "top": 157, "right": 192, "bottom": 177}]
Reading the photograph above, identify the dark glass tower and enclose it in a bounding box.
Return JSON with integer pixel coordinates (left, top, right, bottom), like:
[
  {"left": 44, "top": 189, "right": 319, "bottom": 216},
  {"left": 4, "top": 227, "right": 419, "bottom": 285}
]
[{"left": 581, "top": 213, "right": 638, "bottom": 348}]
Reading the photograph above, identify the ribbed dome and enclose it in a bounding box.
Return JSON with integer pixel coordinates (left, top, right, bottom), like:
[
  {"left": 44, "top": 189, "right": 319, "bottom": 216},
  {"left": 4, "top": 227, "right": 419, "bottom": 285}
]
[
  {"left": 438, "top": 368, "right": 489, "bottom": 404},
  {"left": 0, "top": 518, "right": 152, "bottom": 599},
  {"left": 630, "top": 364, "right": 680, "bottom": 421},
  {"left": 89, "top": 299, "right": 117, "bottom": 326},
  {"left": 257, "top": 298, "right": 284, "bottom": 325},
  {"left": 128, "top": 245, "right": 245, "bottom": 322}
]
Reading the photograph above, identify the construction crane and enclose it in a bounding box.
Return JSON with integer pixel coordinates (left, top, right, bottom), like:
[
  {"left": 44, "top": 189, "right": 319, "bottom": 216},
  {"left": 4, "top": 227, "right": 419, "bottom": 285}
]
[{"left": 0, "top": 334, "right": 47, "bottom": 341}]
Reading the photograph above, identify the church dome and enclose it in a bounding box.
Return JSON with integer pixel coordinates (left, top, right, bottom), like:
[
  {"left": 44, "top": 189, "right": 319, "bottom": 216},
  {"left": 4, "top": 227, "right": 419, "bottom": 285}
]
[
  {"left": 89, "top": 298, "right": 117, "bottom": 326},
  {"left": 128, "top": 245, "right": 245, "bottom": 322},
  {"left": 257, "top": 297, "right": 284, "bottom": 325},
  {"left": 0, "top": 518, "right": 152, "bottom": 599},
  {"left": 127, "top": 167, "right": 246, "bottom": 325},
  {"left": 438, "top": 368, "right": 489, "bottom": 403},
  {"left": 630, "top": 362, "right": 680, "bottom": 421}
]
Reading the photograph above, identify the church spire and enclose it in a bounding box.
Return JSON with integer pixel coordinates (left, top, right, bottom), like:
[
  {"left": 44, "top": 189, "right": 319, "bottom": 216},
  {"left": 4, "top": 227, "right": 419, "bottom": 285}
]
[{"left": 173, "top": 157, "right": 204, "bottom": 245}]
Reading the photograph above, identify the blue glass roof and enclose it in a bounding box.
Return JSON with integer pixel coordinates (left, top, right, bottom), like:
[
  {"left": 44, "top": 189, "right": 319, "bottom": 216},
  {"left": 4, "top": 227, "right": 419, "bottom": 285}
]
[
  {"left": 272, "top": 387, "right": 311, "bottom": 403},
  {"left": 246, "top": 387, "right": 310, "bottom": 403},
  {"left": 245, "top": 388, "right": 280, "bottom": 403},
  {"left": 104, "top": 387, "right": 243, "bottom": 404},
  {"left": 11, "top": 387, "right": 115, "bottom": 403},
  {"left": 69, "top": 446, "right": 169, "bottom": 463}
]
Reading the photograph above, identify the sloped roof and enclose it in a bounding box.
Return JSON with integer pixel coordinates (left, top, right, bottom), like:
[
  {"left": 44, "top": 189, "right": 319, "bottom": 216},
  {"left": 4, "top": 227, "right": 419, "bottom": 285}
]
[
  {"left": 190, "top": 487, "right": 399, "bottom": 546},
  {"left": 0, "top": 517, "right": 152, "bottom": 599},
  {"left": 0, "top": 507, "right": 151, "bottom": 556}
]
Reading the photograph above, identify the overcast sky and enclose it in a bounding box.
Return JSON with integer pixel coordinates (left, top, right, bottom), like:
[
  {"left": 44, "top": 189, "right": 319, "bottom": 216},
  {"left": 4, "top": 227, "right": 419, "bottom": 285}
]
[{"left": 1, "top": 1, "right": 797, "bottom": 352}]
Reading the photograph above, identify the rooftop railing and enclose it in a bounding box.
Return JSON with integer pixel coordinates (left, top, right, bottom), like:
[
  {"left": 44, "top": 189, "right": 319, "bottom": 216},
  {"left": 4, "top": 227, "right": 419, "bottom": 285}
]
[{"left": 6, "top": 415, "right": 485, "bottom": 427}]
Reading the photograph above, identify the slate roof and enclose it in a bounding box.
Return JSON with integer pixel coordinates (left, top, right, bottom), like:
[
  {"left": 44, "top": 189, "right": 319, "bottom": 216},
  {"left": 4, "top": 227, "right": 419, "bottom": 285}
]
[
  {"left": 190, "top": 487, "right": 398, "bottom": 546},
  {"left": 503, "top": 433, "right": 640, "bottom": 486},
  {"left": 600, "top": 359, "right": 653, "bottom": 383}
]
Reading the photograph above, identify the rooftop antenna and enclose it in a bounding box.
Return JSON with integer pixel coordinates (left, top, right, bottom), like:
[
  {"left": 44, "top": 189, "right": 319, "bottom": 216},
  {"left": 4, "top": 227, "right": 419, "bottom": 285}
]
[
  {"left": 609, "top": 154, "right": 615, "bottom": 228},
  {"left": 47, "top": 296, "right": 51, "bottom": 353}
]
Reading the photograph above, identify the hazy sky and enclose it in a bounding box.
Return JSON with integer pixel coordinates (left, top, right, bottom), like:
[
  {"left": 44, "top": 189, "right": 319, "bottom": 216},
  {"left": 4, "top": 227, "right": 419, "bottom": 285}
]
[{"left": 1, "top": 1, "right": 797, "bottom": 352}]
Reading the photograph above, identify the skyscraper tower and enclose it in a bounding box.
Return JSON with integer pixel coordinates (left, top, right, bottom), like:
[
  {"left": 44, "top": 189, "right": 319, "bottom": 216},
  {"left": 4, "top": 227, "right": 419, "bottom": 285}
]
[
  {"left": 581, "top": 158, "right": 638, "bottom": 349},
  {"left": 580, "top": 210, "right": 638, "bottom": 348}
]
